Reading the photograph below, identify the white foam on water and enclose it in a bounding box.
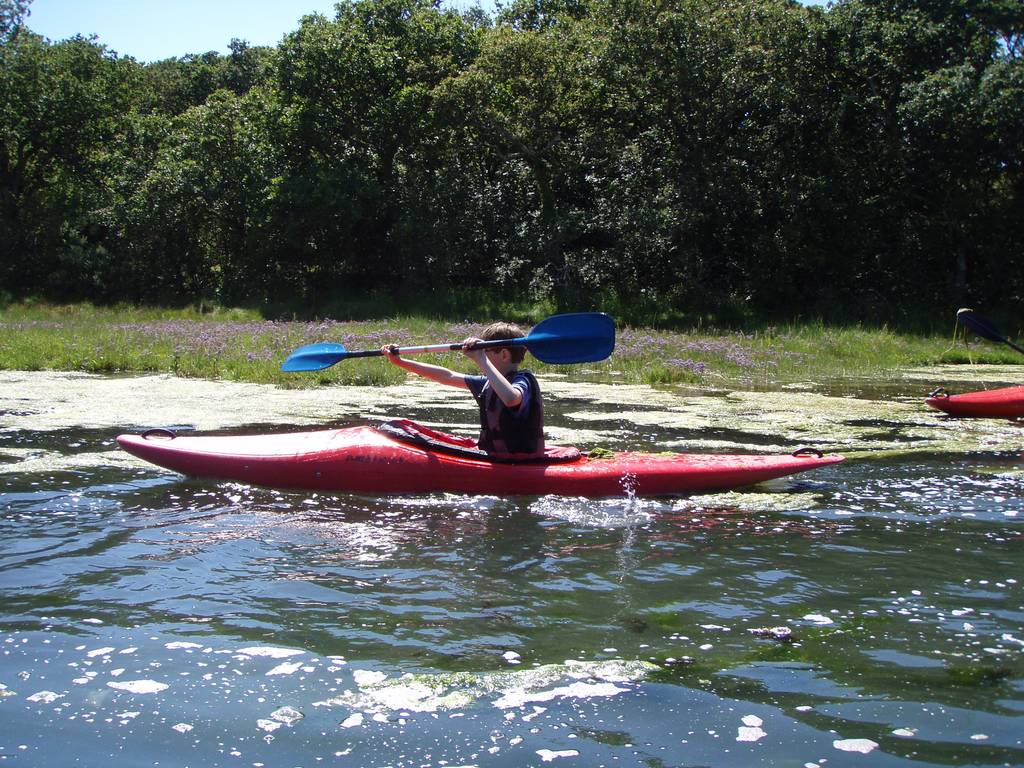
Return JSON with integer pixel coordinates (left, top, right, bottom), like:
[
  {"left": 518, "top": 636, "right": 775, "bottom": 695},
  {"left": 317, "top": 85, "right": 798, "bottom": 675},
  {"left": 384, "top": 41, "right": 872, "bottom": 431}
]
[
  {"left": 237, "top": 646, "right": 305, "bottom": 659},
  {"left": 256, "top": 719, "right": 282, "bottom": 733},
  {"left": 315, "top": 659, "right": 655, "bottom": 718},
  {"left": 26, "top": 691, "right": 62, "bottom": 704},
  {"left": 270, "top": 706, "right": 304, "bottom": 725},
  {"left": 266, "top": 661, "right": 303, "bottom": 676},
  {"left": 107, "top": 680, "right": 169, "bottom": 694},
  {"left": 340, "top": 713, "right": 364, "bottom": 728},
  {"left": 737, "top": 726, "right": 767, "bottom": 742},
  {"left": 494, "top": 681, "right": 627, "bottom": 710},
  {"left": 353, "top": 669, "right": 388, "bottom": 687},
  {"left": 833, "top": 738, "right": 878, "bottom": 753},
  {"left": 523, "top": 705, "right": 547, "bottom": 722},
  {"left": 537, "top": 749, "right": 579, "bottom": 762}
]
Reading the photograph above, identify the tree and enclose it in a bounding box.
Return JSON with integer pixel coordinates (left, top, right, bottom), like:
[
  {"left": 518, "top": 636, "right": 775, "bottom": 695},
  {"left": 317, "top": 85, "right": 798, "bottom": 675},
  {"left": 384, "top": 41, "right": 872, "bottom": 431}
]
[
  {"left": 269, "top": 0, "right": 480, "bottom": 302},
  {"left": 819, "top": 0, "right": 1024, "bottom": 310},
  {"left": 142, "top": 42, "right": 274, "bottom": 116},
  {"left": 0, "top": 32, "right": 141, "bottom": 297},
  {"left": 435, "top": 15, "right": 610, "bottom": 300},
  {"left": 109, "top": 89, "right": 275, "bottom": 303},
  {"left": 1, "top": 0, "right": 1021, "bottom": 318},
  {"left": 0, "top": 0, "right": 30, "bottom": 43}
]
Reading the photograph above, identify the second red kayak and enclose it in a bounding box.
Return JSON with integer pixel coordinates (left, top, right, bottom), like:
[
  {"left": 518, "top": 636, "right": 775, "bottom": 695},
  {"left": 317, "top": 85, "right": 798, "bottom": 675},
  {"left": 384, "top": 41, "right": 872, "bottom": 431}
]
[
  {"left": 925, "top": 385, "right": 1024, "bottom": 420},
  {"left": 117, "top": 419, "right": 843, "bottom": 498}
]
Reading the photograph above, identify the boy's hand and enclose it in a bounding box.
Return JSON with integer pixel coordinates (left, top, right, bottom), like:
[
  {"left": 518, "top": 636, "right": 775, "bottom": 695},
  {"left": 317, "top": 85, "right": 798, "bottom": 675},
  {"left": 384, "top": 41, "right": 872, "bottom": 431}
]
[
  {"left": 381, "top": 344, "right": 400, "bottom": 362},
  {"left": 461, "top": 337, "right": 486, "bottom": 364}
]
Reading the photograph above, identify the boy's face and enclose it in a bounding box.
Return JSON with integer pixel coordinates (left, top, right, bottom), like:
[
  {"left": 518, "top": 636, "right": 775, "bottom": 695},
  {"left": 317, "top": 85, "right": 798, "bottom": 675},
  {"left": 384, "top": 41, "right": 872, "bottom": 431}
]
[{"left": 486, "top": 347, "right": 514, "bottom": 369}]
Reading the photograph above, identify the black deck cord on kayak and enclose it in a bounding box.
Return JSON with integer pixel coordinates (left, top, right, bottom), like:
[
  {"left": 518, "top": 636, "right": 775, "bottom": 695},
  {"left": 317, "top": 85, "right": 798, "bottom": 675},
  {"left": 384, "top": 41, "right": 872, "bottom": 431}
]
[
  {"left": 377, "top": 420, "right": 580, "bottom": 465},
  {"left": 141, "top": 428, "right": 177, "bottom": 440},
  {"left": 792, "top": 447, "right": 824, "bottom": 458},
  {"left": 928, "top": 387, "right": 950, "bottom": 399}
]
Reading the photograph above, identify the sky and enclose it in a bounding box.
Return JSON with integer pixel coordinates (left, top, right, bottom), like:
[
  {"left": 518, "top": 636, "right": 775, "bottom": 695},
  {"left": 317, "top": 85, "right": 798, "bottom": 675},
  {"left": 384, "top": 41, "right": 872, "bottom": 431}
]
[{"left": 24, "top": 0, "right": 488, "bottom": 62}]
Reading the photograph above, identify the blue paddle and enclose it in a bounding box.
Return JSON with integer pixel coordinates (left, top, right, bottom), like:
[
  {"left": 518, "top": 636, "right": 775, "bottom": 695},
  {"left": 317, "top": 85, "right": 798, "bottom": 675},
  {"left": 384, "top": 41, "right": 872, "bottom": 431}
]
[
  {"left": 281, "top": 312, "right": 616, "bottom": 372},
  {"left": 957, "top": 308, "right": 1024, "bottom": 356}
]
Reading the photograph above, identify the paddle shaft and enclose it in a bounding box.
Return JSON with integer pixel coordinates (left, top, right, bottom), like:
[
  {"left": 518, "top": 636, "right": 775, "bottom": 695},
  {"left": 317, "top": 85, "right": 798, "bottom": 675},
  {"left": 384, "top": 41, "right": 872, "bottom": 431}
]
[
  {"left": 346, "top": 339, "right": 528, "bottom": 360},
  {"left": 1002, "top": 338, "right": 1024, "bottom": 356}
]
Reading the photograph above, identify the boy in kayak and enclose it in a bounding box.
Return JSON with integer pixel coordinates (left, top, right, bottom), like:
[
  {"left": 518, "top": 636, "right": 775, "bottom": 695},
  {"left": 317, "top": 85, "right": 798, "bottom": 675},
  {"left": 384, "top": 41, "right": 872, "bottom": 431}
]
[{"left": 381, "top": 322, "right": 545, "bottom": 456}]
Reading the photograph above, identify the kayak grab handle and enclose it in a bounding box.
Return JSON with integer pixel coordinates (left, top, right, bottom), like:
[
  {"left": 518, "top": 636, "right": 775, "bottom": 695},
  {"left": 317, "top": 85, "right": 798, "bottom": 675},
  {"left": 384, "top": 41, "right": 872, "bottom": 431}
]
[
  {"left": 928, "top": 387, "right": 950, "bottom": 399},
  {"left": 141, "top": 428, "right": 177, "bottom": 440},
  {"left": 792, "top": 447, "right": 824, "bottom": 458}
]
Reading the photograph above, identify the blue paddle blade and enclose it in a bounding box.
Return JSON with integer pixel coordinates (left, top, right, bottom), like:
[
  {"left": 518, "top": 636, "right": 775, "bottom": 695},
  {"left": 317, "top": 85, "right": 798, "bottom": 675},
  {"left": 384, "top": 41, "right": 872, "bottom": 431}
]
[
  {"left": 957, "top": 308, "right": 1005, "bottom": 343},
  {"left": 957, "top": 308, "right": 1024, "bottom": 355},
  {"left": 524, "top": 312, "right": 616, "bottom": 364},
  {"left": 281, "top": 342, "right": 349, "bottom": 372}
]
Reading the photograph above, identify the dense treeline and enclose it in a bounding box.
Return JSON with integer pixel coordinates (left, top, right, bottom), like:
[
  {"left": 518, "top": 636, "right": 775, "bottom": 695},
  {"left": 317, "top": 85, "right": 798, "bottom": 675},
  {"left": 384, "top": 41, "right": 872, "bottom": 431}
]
[{"left": 1, "top": 0, "right": 1022, "bottom": 323}]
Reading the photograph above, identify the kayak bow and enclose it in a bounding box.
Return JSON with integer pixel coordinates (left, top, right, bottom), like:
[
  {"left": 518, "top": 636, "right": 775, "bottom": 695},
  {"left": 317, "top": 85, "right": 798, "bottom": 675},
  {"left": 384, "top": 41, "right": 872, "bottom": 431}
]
[{"left": 926, "top": 385, "right": 1024, "bottom": 420}]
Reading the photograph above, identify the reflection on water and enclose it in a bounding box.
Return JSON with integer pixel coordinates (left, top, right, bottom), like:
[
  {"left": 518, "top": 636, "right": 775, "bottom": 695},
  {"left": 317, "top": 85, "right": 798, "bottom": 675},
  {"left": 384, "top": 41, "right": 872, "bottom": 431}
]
[{"left": 0, "top": 371, "right": 1022, "bottom": 767}]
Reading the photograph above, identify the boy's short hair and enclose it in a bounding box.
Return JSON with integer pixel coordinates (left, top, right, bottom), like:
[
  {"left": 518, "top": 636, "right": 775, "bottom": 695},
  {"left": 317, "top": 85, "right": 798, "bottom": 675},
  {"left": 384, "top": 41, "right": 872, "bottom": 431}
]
[{"left": 480, "top": 321, "right": 526, "bottom": 364}]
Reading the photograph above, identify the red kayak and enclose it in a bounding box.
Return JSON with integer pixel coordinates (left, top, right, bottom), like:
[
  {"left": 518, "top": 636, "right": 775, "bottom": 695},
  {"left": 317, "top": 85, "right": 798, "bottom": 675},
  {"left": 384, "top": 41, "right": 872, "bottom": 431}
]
[
  {"left": 117, "top": 419, "right": 843, "bottom": 498},
  {"left": 925, "top": 385, "right": 1024, "bottom": 420}
]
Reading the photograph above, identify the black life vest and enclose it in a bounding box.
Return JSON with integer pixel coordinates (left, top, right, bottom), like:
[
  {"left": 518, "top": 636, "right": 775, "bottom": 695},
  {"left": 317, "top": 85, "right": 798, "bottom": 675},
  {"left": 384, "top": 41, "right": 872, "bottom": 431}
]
[{"left": 474, "top": 369, "right": 544, "bottom": 456}]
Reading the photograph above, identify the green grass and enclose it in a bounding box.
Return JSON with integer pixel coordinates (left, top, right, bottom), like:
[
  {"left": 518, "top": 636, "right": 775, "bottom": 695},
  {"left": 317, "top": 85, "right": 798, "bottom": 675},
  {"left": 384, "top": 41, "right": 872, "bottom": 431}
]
[{"left": 0, "top": 302, "right": 1018, "bottom": 388}]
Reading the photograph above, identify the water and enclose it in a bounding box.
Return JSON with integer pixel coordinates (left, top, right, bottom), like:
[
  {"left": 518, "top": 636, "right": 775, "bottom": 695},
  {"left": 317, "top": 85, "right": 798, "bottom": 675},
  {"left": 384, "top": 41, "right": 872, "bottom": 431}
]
[{"left": 1, "top": 371, "right": 1022, "bottom": 767}]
